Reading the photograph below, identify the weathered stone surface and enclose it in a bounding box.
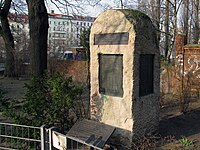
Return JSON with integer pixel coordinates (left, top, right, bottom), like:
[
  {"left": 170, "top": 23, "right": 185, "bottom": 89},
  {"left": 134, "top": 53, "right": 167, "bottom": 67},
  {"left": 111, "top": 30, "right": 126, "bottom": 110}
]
[{"left": 90, "top": 9, "right": 160, "bottom": 148}]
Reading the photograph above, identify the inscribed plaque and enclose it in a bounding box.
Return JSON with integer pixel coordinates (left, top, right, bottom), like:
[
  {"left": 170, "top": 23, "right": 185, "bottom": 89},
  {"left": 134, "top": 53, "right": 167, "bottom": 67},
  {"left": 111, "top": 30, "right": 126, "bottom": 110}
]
[
  {"left": 66, "top": 119, "right": 115, "bottom": 149},
  {"left": 99, "top": 54, "right": 123, "bottom": 97},
  {"left": 94, "top": 33, "right": 129, "bottom": 45},
  {"left": 139, "top": 54, "right": 154, "bottom": 96}
]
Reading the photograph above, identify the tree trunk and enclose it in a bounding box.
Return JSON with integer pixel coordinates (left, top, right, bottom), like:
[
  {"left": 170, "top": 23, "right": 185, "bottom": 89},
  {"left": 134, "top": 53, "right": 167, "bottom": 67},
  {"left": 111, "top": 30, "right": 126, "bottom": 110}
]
[
  {"left": 183, "top": 0, "right": 189, "bottom": 45},
  {"left": 155, "top": 0, "right": 161, "bottom": 50},
  {"left": 164, "top": 0, "right": 169, "bottom": 60},
  {"left": 193, "top": 0, "right": 199, "bottom": 44},
  {"left": 0, "top": 0, "right": 16, "bottom": 77},
  {"left": 26, "top": 0, "right": 48, "bottom": 76},
  {"left": 167, "top": 0, "right": 177, "bottom": 61},
  {"left": 120, "top": 0, "right": 124, "bottom": 8}
]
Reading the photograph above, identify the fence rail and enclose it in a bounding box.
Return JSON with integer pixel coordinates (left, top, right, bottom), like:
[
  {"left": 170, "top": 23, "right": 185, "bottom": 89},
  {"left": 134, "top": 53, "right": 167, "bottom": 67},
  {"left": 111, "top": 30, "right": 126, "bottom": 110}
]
[
  {"left": 0, "top": 122, "right": 41, "bottom": 150},
  {"left": 0, "top": 121, "right": 110, "bottom": 150}
]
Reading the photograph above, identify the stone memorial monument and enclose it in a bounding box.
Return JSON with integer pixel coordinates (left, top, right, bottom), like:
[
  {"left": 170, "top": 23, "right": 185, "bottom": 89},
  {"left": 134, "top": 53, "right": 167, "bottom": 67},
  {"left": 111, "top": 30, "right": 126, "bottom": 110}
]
[{"left": 90, "top": 9, "right": 160, "bottom": 147}]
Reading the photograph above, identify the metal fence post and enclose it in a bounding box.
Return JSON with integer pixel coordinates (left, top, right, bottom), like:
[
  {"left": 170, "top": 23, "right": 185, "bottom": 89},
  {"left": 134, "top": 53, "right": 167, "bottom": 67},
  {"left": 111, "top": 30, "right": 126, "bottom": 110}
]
[
  {"left": 49, "top": 126, "right": 57, "bottom": 150},
  {"left": 40, "top": 125, "right": 48, "bottom": 150}
]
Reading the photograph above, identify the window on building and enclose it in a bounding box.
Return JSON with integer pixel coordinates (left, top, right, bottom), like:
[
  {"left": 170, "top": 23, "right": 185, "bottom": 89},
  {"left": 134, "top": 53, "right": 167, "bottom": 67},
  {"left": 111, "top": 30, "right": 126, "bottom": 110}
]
[
  {"left": 77, "top": 22, "right": 79, "bottom": 25},
  {"left": 84, "top": 22, "right": 86, "bottom": 26},
  {"left": 58, "top": 26, "right": 62, "bottom": 31},
  {"left": 139, "top": 54, "right": 154, "bottom": 97}
]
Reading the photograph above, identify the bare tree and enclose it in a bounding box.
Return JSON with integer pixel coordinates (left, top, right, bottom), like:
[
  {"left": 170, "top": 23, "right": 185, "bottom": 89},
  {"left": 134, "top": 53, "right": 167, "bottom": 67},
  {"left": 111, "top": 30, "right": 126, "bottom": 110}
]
[
  {"left": 164, "top": 0, "right": 169, "bottom": 60},
  {"left": 26, "top": 0, "right": 48, "bottom": 76},
  {"left": 156, "top": 0, "right": 182, "bottom": 61},
  {"left": 183, "top": 0, "right": 189, "bottom": 45},
  {"left": 193, "top": 0, "right": 199, "bottom": 43},
  {"left": 0, "top": 0, "right": 16, "bottom": 77},
  {"left": 167, "top": 0, "right": 183, "bottom": 61},
  {"left": 154, "top": 0, "right": 161, "bottom": 44}
]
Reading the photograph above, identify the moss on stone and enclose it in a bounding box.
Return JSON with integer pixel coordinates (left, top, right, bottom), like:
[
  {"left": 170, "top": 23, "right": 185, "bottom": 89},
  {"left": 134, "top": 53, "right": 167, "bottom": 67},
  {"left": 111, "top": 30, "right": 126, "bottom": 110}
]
[{"left": 118, "top": 9, "right": 151, "bottom": 24}]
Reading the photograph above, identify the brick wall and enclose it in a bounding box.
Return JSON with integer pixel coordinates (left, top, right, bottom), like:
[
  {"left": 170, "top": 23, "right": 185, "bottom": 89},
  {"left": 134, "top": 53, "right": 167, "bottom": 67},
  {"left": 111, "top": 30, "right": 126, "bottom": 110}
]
[
  {"left": 48, "top": 60, "right": 89, "bottom": 84},
  {"left": 161, "top": 44, "right": 200, "bottom": 94},
  {"left": 175, "top": 34, "right": 185, "bottom": 55}
]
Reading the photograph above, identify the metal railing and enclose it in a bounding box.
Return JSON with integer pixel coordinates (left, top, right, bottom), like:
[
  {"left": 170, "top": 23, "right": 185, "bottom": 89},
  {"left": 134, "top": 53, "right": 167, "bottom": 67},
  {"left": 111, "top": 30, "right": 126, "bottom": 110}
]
[
  {"left": 0, "top": 122, "right": 41, "bottom": 150},
  {"left": 49, "top": 128, "right": 104, "bottom": 150},
  {"left": 0, "top": 122, "right": 107, "bottom": 150}
]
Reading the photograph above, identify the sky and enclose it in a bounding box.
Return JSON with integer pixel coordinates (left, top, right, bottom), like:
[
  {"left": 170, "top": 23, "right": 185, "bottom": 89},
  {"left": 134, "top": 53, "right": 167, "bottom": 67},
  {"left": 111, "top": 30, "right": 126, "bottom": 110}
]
[
  {"left": 45, "top": 0, "right": 124, "bottom": 17},
  {"left": 85, "top": 0, "right": 117, "bottom": 17}
]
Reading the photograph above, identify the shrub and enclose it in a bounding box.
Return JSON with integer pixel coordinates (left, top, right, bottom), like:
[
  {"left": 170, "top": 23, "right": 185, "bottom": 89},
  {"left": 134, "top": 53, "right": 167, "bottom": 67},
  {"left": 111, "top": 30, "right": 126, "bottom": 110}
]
[
  {"left": 0, "top": 87, "right": 9, "bottom": 112},
  {"left": 3, "top": 72, "right": 84, "bottom": 132}
]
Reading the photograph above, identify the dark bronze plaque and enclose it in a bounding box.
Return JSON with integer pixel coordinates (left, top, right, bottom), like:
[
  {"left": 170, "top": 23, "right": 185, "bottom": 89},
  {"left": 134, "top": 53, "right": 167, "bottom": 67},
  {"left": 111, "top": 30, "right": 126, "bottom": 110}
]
[
  {"left": 66, "top": 119, "right": 115, "bottom": 149},
  {"left": 94, "top": 32, "right": 129, "bottom": 45},
  {"left": 139, "top": 54, "right": 154, "bottom": 97},
  {"left": 99, "top": 54, "right": 123, "bottom": 97}
]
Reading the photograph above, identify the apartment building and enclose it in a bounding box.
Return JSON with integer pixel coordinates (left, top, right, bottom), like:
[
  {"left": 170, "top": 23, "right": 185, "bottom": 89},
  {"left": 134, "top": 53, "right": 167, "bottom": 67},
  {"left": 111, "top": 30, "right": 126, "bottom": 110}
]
[
  {"left": 8, "top": 13, "right": 29, "bottom": 46},
  {"left": 7, "top": 12, "right": 95, "bottom": 57},
  {"left": 8, "top": 13, "right": 30, "bottom": 62},
  {"left": 48, "top": 11, "right": 95, "bottom": 54}
]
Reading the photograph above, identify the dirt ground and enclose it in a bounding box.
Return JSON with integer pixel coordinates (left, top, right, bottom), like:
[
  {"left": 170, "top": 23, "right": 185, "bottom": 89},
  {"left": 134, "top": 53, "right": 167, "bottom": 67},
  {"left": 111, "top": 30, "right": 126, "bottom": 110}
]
[
  {"left": 0, "top": 77, "right": 28, "bottom": 122},
  {"left": 0, "top": 77, "right": 200, "bottom": 149},
  {"left": 159, "top": 98, "right": 200, "bottom": 149}
]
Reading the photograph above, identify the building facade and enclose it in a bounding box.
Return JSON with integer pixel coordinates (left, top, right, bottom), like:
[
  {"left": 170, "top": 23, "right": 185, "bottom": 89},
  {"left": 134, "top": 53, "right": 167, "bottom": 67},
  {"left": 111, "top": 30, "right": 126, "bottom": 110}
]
[
  {"left": 8, "top": 13, "right": 30, "bottom": 62},
  {"left": 7, "top": 12, "right": 95, "bottom": 59},
  {"left": 48, "top": 12, "right": 95, "bottom": 55}
]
